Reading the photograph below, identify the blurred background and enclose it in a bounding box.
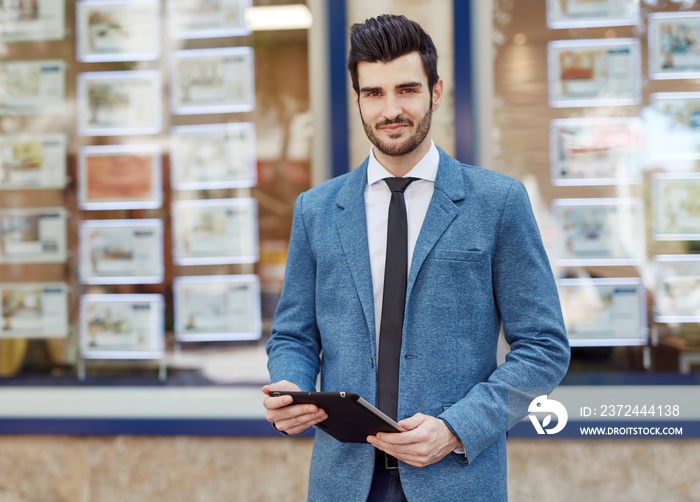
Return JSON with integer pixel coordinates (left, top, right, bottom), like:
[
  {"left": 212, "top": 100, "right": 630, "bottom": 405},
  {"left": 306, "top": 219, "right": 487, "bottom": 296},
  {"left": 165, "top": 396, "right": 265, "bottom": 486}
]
[{"left": 0, "top": 0, "right": 699, "bottom": 500}]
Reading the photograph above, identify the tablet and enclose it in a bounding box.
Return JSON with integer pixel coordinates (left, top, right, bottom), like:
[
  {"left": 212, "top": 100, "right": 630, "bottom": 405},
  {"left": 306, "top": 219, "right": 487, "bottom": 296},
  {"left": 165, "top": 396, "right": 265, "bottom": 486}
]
[{"left": 271, "top": 391, "right": 403, "bottom": 443}]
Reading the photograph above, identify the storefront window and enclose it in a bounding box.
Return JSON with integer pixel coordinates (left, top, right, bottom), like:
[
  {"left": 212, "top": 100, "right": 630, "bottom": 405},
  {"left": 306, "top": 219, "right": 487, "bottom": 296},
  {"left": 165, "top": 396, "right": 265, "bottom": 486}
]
[
  {"left": 490, "top": 0, "right": 700, "bottom": 376},
  {"left": 0, "top": 0, "right": 312, "bottom": 385}
]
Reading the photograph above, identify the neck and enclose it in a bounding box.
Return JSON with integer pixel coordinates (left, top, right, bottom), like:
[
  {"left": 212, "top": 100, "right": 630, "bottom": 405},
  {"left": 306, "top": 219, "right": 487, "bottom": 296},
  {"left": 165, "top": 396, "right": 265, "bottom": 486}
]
[{"left": 374, "top": 138, "right": 432, "bottom": 177}]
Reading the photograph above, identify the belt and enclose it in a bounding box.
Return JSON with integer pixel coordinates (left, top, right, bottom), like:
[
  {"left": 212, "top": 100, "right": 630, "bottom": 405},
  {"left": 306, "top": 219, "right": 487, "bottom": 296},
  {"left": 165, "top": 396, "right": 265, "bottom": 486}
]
[{"left": 375, "top": 448, "right": 399, "bottom": 470}]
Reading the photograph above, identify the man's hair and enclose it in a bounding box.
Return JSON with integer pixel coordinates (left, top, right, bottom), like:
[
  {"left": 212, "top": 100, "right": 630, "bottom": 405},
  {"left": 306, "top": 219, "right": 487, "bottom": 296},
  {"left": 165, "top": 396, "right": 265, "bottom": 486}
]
[{"left": 347, "top": 14, "right": 439, "bottom": 95}]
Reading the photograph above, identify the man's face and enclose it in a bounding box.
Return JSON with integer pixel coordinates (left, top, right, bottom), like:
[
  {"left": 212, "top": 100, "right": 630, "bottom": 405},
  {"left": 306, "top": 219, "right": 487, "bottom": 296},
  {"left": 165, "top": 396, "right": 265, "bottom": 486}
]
[{"left": 355, "top": 52, "right": 442, "bottom": 158}]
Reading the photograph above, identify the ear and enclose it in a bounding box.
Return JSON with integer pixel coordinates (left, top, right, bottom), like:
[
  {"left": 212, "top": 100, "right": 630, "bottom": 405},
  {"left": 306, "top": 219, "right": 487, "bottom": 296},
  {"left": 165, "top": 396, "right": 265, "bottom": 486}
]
[
  {"left": 353, "top": 90, "right": 360, "bottom": 114},
  {"left": 431, "top": 79, "right": 444, "bottom": 112}
]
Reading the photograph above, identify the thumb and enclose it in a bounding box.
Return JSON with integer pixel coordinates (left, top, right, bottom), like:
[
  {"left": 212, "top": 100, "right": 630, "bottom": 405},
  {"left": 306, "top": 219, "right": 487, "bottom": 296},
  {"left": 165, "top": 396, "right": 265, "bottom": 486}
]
[
  {"left": 398, "top": 413, "right": 428, "bottom": 431},
  {"left": 262, "top": 380, "right": 300, "bottom": 395}
]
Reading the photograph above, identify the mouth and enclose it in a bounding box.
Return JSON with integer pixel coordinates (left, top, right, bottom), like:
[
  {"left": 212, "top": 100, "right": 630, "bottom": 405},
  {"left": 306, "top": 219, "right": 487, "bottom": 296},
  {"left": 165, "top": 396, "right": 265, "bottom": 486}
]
[{"left": 378, "top": 123, "right": 409, "bottom": 135}]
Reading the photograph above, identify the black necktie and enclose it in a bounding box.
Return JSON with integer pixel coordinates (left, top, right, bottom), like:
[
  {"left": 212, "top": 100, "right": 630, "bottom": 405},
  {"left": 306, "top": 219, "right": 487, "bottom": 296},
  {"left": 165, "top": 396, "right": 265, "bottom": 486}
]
[{"left": 377, "top": 177, "right": 418, "bottom": 420}]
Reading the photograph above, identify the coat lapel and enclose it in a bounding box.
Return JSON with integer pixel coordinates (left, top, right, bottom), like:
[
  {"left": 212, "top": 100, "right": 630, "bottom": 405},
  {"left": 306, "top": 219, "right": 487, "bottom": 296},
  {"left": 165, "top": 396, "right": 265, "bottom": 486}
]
[
  {"left": 334, "top": 161, "right": 377, "bottom": 345},
  {"left": 406, "top": 149, "right": 465, "bottom": 302}
]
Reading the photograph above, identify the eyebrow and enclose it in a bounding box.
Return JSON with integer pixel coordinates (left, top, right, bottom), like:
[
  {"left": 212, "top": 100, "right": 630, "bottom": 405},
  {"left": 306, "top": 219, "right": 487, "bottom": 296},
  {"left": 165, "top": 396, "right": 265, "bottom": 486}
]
[
  {"left": 396, "top": 81, "right": 423, "bottom": 90},
  {"left": 359, "top": 81, "right": 423, "bottom": 93}
]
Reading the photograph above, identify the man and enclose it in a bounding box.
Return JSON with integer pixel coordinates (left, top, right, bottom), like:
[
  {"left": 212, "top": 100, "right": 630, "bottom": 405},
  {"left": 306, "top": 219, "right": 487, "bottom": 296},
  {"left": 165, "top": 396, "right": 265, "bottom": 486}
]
[{"left": 263, "top": 14, "right": 569, "bottom": 501}]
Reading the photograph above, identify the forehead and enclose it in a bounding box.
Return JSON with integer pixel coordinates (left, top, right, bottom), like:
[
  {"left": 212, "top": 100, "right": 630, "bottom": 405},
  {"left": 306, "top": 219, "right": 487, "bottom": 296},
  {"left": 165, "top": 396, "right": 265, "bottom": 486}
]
[{"left": 356, "top": 51, "right": 427, "bottom": 88}]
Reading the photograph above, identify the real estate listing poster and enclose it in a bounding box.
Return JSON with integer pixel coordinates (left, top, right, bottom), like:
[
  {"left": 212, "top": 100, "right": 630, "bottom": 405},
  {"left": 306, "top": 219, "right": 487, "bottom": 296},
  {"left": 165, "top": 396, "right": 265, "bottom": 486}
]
[
  {"left": 557, "top": 278, "right": 647, "bottom": 346},
  {"left": 548, "top": 39, "right": 641, "bottom": 107},
  {"left": 652, "top": 173, "right": 700, "bottom": 240},
  {"left": 79, "top": 219, "right": 164, "bottom": 284},
  {"left": 0, "top": 207, "right": 67, "bottom": 263},
  {"left": 172, "top": 198, "right": 258, "bottom": 265},
  {"left": 174, "top": 275, "right": 261, "bottom": 342},
  {"left": 171, "top": 47, "right": 255, "bottom": 114},
  {"left": 648, "top": 12, "right": 700, "bottom": 80},
  {"left": 77, "top": 71, "right": 161, "bottom": 135},
  {"left": 550, "top": 117, "right": 641, "bottom": 185},
  {"left": 168, "top": 0, "right": 250, "bottom": 39},
  {"left": 76, "top": 0, "right": 160, "bottom": 62},
  {"left": 0, "top": 0, "right": 65, "bottom": 42},
  {"left": 1, "top": 282, "right": 69, "bottom": 339},
  {"left": 0, "top": 60, "right": 66, "bottom": 115},
  {"left": 78, "top": 144, "right": 162, "bottom": 210},
  {"left": 552, "top": 198, "right": 644, "bottom": 266},
  {"left": 170, "top": 122, "right": 257, "bottom": 190},
  {"left": 654, "top": 255, "right": 700, "bottom": 323},
  {"left": 546, "top": 0, "right": 639, "bottom": 29},
  {"left": 80, "top": 294, "right": 164, "bottom": 359},
  {"left": 0, "top": 134, "right": 67, "bottom": 190}
]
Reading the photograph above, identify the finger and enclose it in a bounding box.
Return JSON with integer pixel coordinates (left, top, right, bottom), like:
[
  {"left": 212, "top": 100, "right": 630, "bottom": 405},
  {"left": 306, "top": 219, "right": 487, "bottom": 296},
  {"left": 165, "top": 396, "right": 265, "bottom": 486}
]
[
  {"left": 398, "top": 413, "right": 427, "bottom": 430},
  {"left": 275, "top": 409, "right": 327, "bottom": 435},
  {"left": 262, "top": 380, "right": 299, "bottom": 395},
  {"left": 266, "top": 403, "right": 320, "bottom": 423},
  {"left": 263, "top": 394, "right": 294, "bottom": 410},
  {"left": 374, "top": 428, "right": 422, "bottom": 446}
]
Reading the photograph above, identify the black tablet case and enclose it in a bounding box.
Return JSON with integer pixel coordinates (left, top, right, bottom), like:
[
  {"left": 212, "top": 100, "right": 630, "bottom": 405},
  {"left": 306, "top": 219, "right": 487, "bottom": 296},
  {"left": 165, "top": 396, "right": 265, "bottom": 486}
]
[{"left": 274, "top": 391, "right": 402, "bottom": 443}]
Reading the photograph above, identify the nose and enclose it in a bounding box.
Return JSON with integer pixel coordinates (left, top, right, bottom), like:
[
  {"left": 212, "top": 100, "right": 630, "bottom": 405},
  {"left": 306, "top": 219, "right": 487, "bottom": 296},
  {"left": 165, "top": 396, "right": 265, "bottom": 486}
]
[{"left": 382, "top": 94, "right": 402, "bottom": 121}]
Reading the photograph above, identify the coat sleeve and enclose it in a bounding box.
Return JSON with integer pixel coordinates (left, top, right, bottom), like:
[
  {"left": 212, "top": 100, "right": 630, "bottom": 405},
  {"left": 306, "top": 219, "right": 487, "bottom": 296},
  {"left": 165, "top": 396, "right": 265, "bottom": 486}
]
[
  {"left": 265, "top": 193, "right": 322, "bottom": 392},
  {"left": 438, "top": 179, "right": 570, "bottom": 463}
]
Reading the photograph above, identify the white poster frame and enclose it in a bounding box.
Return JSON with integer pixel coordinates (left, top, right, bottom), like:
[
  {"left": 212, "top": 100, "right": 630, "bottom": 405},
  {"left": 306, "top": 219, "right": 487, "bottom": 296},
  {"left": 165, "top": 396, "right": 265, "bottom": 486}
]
[
  {"left": 0, "top": 0, "right": 65, "bottom": 42},
  {"left": 77, "top": 70, "right": 162, "bottom": 136},
  {"left": 648, "top": 12, "right": 700, "bottom": 80},
  {"left": 0, "top": 134, "right": 68, "bottom": 190},
  {"left": 171, "top": 198, "right": 259, "bottom": 266},
  {"left": 557, "top": 277, "right": 647, "bottom": 347},
  {"left": 647, "top": 92, "right": 700, "bottom": 159},
  {"left": 0, "top": 207, "right": 67, "bottom": 264},
  {"left": 550, "top": 117, "right": 642, "bottom": 186},
  {"left": 546, "top": 0, "right": 640, "bottom": 29},
  {"left": 654, "top": 255, "right": 700, "bottom": 324},
  {"left": 651, "top": 173, "right": 700, "bottom": 241},
  {"left": 548, "top": 38, "right": 641, "bottom": 108},
  {"left": 173, "top": 274, "right": 262, "bottom": 342},
  {"left": 79, "top": 294, "right": 165, "bottom": 359},
  {"left": 76, "top": 0, "right": 161, "bottom": 63},
  {"left": 79, "top": 219, "right": 164, "bottom": 284},
  {"left": 552, "top": 198, "right": 645, "bottom": 266},
  {"left": 167, "top": 0, "right": 250, "bottom": 39},
  {"left": 78, "top": 144, "right": 162, "bottom": 210},
  {"left": 170, "top": 47, "right": 255, "bottom": 115},
  {"left": 170, "top": 122, "right": 257, "bottom": 190},
  {"left": 0, "top": 60, "right": 66, "bottom": 115},
  {"left": 0, "top": 282, "right": 69, "bottom": 339}
]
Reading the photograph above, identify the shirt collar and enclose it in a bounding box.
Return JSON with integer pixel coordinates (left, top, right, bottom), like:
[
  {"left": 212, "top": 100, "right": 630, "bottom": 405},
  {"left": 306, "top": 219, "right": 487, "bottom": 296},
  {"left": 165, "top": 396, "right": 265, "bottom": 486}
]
[{"left": 367, "top": 140, "right": 439, "bottom": 186}]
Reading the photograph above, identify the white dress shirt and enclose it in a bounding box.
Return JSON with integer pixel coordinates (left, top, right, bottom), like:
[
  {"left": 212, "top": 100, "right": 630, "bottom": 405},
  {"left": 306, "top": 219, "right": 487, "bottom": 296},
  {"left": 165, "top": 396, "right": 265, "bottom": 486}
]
[
  {"left": 363, "top": 142, "right": 466, "bottom": 455},
  {"left": 364, "top": 141, "right": 439, "bottom": 351}
]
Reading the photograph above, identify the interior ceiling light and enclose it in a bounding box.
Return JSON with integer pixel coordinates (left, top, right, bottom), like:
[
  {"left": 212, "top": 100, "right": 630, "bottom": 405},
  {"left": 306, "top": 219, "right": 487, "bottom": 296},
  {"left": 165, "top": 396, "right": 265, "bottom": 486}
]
[{"left": 245, "top": 4, "right": 313, "bottom": 31}]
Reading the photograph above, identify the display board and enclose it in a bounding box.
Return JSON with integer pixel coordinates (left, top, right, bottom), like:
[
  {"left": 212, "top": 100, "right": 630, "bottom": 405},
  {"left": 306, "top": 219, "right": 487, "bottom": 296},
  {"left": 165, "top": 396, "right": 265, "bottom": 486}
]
[
  {"left": 494, "top": 0, "right": 700, "bottom": 357},
  {"left": 0, "top": 0, "right": 314, "bottom": 382}
]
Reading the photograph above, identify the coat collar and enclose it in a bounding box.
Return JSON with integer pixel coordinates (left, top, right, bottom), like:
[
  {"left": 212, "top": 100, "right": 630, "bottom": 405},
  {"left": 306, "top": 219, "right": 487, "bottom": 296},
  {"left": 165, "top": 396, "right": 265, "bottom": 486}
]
[{"left": 335, "top": 147, "right": 464, "bottom": 209}]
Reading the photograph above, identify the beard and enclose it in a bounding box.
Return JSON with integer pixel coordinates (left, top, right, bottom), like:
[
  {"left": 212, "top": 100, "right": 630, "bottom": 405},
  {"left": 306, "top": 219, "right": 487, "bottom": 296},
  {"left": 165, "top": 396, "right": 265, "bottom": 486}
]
[{"left": 360, "top": 104, "right": 432, "bottom": 157}]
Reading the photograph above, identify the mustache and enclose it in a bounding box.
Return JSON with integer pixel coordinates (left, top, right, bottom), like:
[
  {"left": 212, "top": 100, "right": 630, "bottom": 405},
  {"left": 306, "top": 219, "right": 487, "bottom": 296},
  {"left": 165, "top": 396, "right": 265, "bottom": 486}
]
[{"left": 375, "top": 117, "right": 414, "bottom": 129}]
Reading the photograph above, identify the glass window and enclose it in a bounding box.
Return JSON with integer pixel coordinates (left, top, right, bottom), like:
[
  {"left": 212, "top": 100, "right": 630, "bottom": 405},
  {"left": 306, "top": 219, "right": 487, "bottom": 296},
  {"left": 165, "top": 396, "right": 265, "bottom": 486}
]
[
  {"left": 488, "top": 0, "right": 700, "bottom": 376},
  {"left": 0, "top": 0, "right": 312, "bottom": 388}
]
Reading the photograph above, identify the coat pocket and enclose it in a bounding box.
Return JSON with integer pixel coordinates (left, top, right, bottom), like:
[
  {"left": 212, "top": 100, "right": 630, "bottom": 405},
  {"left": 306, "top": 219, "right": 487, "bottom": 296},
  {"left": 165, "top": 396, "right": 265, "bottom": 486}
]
[{"left": 432, "top": 249, "right": 484, "bottom": 262}]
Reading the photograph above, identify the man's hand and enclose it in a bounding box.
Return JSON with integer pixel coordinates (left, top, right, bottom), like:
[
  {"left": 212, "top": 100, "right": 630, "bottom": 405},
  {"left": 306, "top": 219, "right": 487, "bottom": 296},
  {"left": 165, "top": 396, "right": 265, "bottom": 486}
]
[
  {"left": 367, "top": 413, "right": 463, "bottom": 468},
  {"left": 262, "top": 380, "right": 327, "bottom": 435}
]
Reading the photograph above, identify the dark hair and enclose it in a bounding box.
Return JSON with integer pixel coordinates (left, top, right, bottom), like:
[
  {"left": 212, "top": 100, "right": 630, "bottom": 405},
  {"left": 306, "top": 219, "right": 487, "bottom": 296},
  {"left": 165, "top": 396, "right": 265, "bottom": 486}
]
[{"left": 347, "top": 14, "right": 439, "bottom": 95}]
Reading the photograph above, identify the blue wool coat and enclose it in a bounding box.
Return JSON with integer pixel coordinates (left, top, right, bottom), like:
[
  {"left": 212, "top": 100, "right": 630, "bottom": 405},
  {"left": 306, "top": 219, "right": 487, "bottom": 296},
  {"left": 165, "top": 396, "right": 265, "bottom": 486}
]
[{"left": 266, "top": 148, "right": 570, "bottom": 501}]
